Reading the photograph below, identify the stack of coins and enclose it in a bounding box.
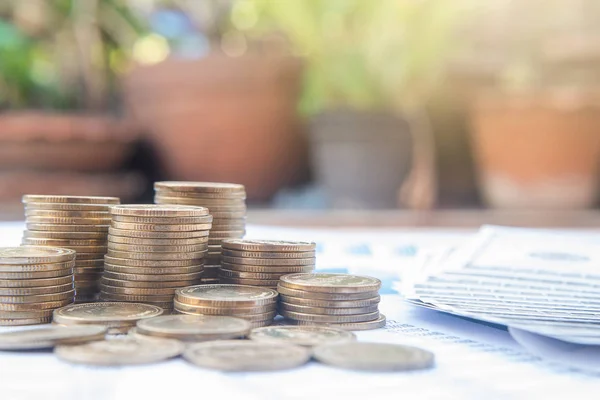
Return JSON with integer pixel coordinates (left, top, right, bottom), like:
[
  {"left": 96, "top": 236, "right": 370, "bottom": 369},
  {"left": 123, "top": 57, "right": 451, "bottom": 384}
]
[
  {"left": 21, "top": 195, "right": 119, "bottom": 303},
  {"left": 0, "top": 247, "right": 75, "bottom": 325},
  {"left": 53, "top": 302, "right": 164, "bottom": 334},
  {"left": 154, "top": 182, "right": 247, "bottom": 278},
  {"left": 99, "top": 205, "right": 211, "bottom": 309},
  {"left": 277, "top": 273, "right": 386, "bottom": 331},
  {"left": 174, "top": 284, "right": 278, "bottom": 328},
  {"left": 219, "top": 240, "right": 316, "bottom": 289}
]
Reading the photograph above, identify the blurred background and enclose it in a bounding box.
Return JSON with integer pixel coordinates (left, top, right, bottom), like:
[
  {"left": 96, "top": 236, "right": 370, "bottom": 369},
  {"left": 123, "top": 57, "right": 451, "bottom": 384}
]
[{"left": 1, "top": 0, "right": 600, "bottom": 221}]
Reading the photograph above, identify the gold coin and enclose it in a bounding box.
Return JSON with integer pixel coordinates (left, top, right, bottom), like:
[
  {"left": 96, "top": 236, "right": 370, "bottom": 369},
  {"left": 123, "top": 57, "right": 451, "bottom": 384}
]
[
  {"left": 278, "top": 302, "right": 379, "bottom": 316},
  {"left": 0, "top": 283, "right": 73, "bottom": 296},
  {"left": 26, "top": 216, "right": 112, "bottom": 225},
  {"left": 75, "top": 259, "right": 104, "bottom": 267},
  {"left": 153, "top": 196, "right": 246, "bottom": 207},
  {"left": 279, "top": 273, "right": 382, "bottom": 294},
  {"left": 103, "top": 270, "right": 203, "bottom": 282},
  {"left": 279, "top": 310, "right": 380, "bottom": 323},
  {"left": 111, "top": 215, "right": 213, "bottom": 225},
  {"left": 173, "top": 300, "right": 275, "bottom": 315},
  {"left": 104, "top": 255, "right": 202, "bottom": 267},
  {"left": 76, "top": 253, "right": 107, "bottom": 261},
  {"left": 276, "top": 285, "right": 380, "bottom": 301},
  {"left": 109, "top": 204, "right": 210, "bottom": 217},
  {"left": 25, "top": 210, "right": 111, "bottom": 218},
  {"left": 25, "top": 202, "right": 114, "bottom": 211},
  {"left": 108, "top": 227, "right": 209, "bottom": 239},
  {"left": 0, "top": 269, "right": 73, "bottom": 279},
  {"left": 100, "top": 277, "right": 201, "bottom": 289},
  {"left": 101, "top": 285, "right": 177, "bottom": 296},
  {"left": 22, "top": 238, "right": 107, "bottom": 246},
  {"left": 221, "top": 262, "right": 313, "bottom": 274},
  {"left": 0, "top": 290, "right": 74, "bottom": 304},
  {"left": 104, "top": 263, "right": 203, "bottom": 275},
  {"left": 61, "top": 245, "right": 108, "bottom": 253},
  {"left": 0, "top": 275, "right": 73, "bottom": 288},
  {"left": 220, "top": 269, "right": 287, "bottom": 280},
  {"left": 110, "top": 221, "right": 212, "bottom": 232},
  {"left": 22, "top": 195, "right": 120, "bottom": 204},
  {"left": 288, "top": 314, "right": 387, "bottom": 331},
  {"left": 221, "top": 250, "right": 315, "bottom": 259},
  {"left": 279, "top": 295, "right": 381, "bottom": 308},
  {"left": 0, "top": 246, "right": 76, "bottom": 264},
  {"left": 135, "top": 314, "right": 251, "bottom": 341},
  {"left": 106, "top": 249, "right": 205, "bottom": 261},
  {"left": 95, "top": 296, "right": 173, "bottom": 310},
  {"left": 23, "top": 230, "right": 107, "bottom": 240},
  {"left": 26, "top": 223, "right": 109, "bottom": 232},
  {"left": 175, "top": 285, "right": 278, "bottom": 307},
  {"left": 53, "top": 302, "right": 164, "bottom": 325},
  {"left": 176, "top": 308, "right": 276, "bottom": 322},
  {"left": 107, "top": 242, "right": 208, "bottom": 253},
  {"left": 0, "top": 317, "right": 52, "bottom": 326},
  {"left": 221, "top": 256, "right": 315, "bottom": 266},
  {"left": 0, "top": 298, "right": 73, "bottom": 311},
  {"left": 98, "top": 292, "right": 174, "bottom": 302},
  {"left": 0, "top": 260, "right": 75, "bottom": 273},
  {"left": 154, "top": 182, "right": 245, "bottom": 193},
  {"left": 221, "top": 239, "right": 316, "bottom": 252},
  {"left": 208, "top": 211, "right": 247, "bottom": 219},
  {"left": 107, "top": 235, "right": 208, "bottom": 246},
  {"left": 219, "top": 277, "right": 280, "bottom": 286},
  {"left": 154, "top": 189, "right": 246, "bottom": 200},
  {"left": 73, "top": 267, "right": 103, "bottom": 275},
  {"left": 0, "top": 309, "right": 54, "bottom": 318}
]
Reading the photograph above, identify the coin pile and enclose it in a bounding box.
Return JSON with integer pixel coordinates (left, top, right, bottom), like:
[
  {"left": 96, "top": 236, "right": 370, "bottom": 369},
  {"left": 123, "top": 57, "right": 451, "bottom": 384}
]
[
  {"left": 277, "top": 273, "right": 386, "bottom": 330},
  {"left": 174, "top": 284, "right": 278, "bottom": 328},
  {"left": 154, "top": 181, "right": 247, "bottom": 277},
  {"left": 100, "top": 205, "right": 211, "bottom": 309},
  {"left": 53, "top": 302, "right": 164, "bottom": 334},
  {"left": 219, "top": 240, "right": 316, "bottom": 289},
  {"left": 21, "top": 195, "right": 120, "bottom": 302},
  {"left": 0, "top": 246, "right": 75, "bottom": 325}
]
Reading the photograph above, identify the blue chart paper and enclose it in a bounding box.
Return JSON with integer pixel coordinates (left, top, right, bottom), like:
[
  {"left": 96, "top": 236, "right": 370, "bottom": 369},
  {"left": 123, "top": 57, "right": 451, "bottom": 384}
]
[{"left": 0, "top": 223, "right": 598, "bottom": 399}]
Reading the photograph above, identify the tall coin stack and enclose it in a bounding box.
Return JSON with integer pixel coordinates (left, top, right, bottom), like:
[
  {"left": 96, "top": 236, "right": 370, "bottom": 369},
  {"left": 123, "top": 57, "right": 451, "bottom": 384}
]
[
  {"left": 0, "top": 247, "right": 75, "bottom": 325},
  {"left": 219, "top": 240, "right": 316, "bottom": 289},
  {"left": 174, "top": 284, "right": 278, "bottom": 328},
  {"left": 154, "top": 182, "right": 247, "bottom": 280},
  {"left": 100, "top": 205, "right": 211, "bottom": 310},
  {"left": 21, "top": 195, "right": 120, "bottom": 303},
  {"left": 277, "top": 273, "right": 387, "bottom": 331}
]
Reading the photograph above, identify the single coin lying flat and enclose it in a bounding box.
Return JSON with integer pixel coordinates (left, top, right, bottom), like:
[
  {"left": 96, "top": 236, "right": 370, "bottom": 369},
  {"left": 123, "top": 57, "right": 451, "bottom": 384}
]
[
  {"left": 183, "top": 340, "right": 312, "bottom": 372},
  {"left": 249, "top": 325, "right": 356, "bottom": 347},
  {"left": 313, "top": 342, "right": 435, "bottom": 371},
  {"left": 0, "top": 325, "right": 107, "bottom": 350},
  {"left": 136, "top": 314, "right": 252, "bottom": 341},
  {"left": 55, "top": 336, "right": 184, "bottom": 366}
]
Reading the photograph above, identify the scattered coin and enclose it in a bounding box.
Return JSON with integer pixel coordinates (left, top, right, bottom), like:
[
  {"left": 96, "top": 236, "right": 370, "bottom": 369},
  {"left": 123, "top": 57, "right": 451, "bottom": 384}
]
[
  {"left": 55, "top": 336, "right": 184, "bottom": 366},
  {"left": 312, "top": 342, "right": 435, "bottom": 371},
  {"left": 249, "top": 325, "right": 356, "bottom": 347},
  {"left": 0, "top": 325, "right": 107, "bottom": 350},
  {"left": 136, "top": 314, "right": 252, "bottom": 341},
  {"left": 183, "top": 340, "right": 311, "bottom": 371}
]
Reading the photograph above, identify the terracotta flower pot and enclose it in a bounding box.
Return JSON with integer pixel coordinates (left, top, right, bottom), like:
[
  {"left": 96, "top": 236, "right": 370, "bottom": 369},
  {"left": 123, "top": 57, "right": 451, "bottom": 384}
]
[
  {"left": 470, "top": 92, "right": 600, "bottom": 208},
  {"left": 124, "top": 53, "right": 307, "bottom": 202},
  {"left": 0, "top": 112, "right": 138, "bottom": 171}
]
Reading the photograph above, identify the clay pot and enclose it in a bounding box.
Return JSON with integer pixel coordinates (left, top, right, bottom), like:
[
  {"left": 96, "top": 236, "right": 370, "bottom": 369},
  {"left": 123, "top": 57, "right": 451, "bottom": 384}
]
[
  {"left": 470, "top": 91, "right": 600, "bottom": 208},
  {"left": 124, "top": 53, "right": 307, "bottom": 202},
  {"left": 310, "top": 110, "right": 413, "bottom": 209},
  {"left": 0, "top": 112, "right": 138, "bottom": 171}
]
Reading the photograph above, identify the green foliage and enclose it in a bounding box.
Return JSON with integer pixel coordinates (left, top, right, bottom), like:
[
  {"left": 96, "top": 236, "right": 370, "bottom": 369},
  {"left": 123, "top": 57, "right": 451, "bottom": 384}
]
[{"left": 237, "top": 0, "right": 468, "bottom": 115}]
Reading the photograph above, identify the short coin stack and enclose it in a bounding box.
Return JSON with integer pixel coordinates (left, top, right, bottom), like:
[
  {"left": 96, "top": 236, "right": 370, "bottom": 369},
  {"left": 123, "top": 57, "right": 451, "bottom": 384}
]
[
  {"left": 277, "top": 273, "right": 386, "bottom": 331},
  {"left": 219, "top": 240, "right": 316, "bottom": 289},
  {"left": 154, "top": 182, "right": 247, "bottom": 276},
  {"left": 0, "top": 247, "right": 75, "bottom": 325},
  {"left": 174, "top": 284, "right": 278, "bottom": 328},
  {"left": 21, "top": 195, "right": 120, "bottom": 302},
  {"left": 100, "top": 205, "right": 211, "bottom": 310},
  {"left": 53, "top": 302, "right": 164, "bottom": 334}
]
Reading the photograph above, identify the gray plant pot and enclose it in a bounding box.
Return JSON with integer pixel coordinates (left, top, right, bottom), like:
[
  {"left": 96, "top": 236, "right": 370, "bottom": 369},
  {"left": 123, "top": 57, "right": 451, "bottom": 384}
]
[{"left": 310, "top": 110, "right": 413, "bottom": 209}]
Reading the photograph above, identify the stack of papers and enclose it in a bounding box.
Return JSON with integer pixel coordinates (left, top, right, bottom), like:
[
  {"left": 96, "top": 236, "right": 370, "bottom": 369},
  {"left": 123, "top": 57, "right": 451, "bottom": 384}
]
[{"left": 400, "top": 226, "right": 600, "bottom": 346}]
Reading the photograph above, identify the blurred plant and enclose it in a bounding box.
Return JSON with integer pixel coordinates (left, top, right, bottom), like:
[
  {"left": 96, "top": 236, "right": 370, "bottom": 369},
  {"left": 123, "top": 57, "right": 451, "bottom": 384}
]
[
  {"left": 0, "top": 0, "right": 147, "bottom": 110},
  {"left": 231, "top": 0, "right": 470, "bottom": 116}
]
